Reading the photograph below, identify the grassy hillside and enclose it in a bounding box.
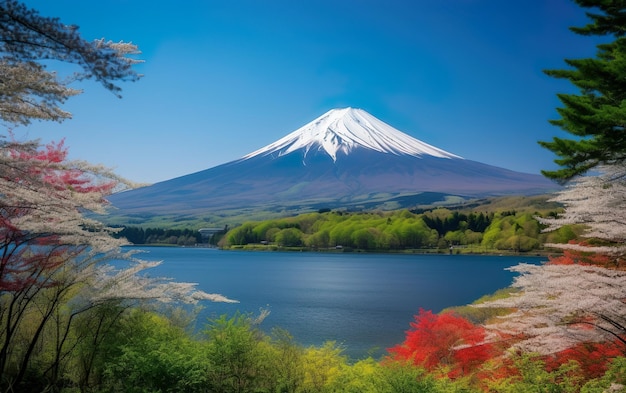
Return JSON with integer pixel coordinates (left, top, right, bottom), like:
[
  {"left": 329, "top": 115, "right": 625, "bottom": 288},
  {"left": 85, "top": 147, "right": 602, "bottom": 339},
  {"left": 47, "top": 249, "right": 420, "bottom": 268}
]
[{"left": 104, "top": 193, "right": 561, "bottom": 231}]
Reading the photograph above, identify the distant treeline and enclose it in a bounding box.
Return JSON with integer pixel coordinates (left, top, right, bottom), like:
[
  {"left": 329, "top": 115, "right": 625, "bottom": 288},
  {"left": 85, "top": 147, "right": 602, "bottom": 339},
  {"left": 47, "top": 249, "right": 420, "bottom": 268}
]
[
  {"left": 220, "top": 208, "right": 582, "bottom": 252},
  {"left": 113, "top": 227, "right": 203, "bottom": 246}
]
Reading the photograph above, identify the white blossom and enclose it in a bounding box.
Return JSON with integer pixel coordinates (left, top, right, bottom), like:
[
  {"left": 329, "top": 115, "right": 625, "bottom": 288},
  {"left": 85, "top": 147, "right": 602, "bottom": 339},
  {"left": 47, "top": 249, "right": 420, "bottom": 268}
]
[
  {"left": 0, "top": 138, "right": 237, "bottom": 333},
  {"left": 475, "top": 263, "right": 626, "bottom": 355},
  {"left": 539, "top": 164, "right": 626, "bottom": 254},
  {"left": 86, "top": 256, "right": 238, "bottom": 305},
  {"left": 0, "top": 0, "right": 143, "bottom": 105}
]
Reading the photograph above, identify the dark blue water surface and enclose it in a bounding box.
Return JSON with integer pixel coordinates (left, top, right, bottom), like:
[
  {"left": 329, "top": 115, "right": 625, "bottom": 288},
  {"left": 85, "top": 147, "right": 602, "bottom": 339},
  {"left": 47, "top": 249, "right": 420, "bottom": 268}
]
[{"left": 133, "top": 247, "right": 545, "bottom": 359}]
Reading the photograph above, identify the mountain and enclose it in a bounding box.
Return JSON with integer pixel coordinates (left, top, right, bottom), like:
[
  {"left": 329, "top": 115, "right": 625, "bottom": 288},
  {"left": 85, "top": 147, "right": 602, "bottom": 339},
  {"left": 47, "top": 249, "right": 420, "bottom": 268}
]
[{"left": 108, "top": 108, "right": 557, "bottom": 219}]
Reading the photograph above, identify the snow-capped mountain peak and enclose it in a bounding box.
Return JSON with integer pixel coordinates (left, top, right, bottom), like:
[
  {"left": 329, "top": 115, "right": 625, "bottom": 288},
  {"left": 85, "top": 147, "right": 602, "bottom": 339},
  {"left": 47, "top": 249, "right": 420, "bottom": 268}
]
[
  {"left": 108, "top": 107, "right": 557, "bottom": 219},
  {"left": 242, "top": 107, "right": 462, "bottom": 162}
]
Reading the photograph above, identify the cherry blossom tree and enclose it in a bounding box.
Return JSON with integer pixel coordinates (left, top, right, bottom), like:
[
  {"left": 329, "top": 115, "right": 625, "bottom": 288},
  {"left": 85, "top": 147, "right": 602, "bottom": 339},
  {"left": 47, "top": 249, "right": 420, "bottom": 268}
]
[
  {"left": 475, "top": 262, "right": 626, "bottom": 356},
  {"left": 0, "top": 2, "right": 236, "bottom": 390},
  {"left": 474, "top": 0, "right": 626, "bottom": 381},
  {"left": 0, "top": 136, "right": 237, "bottom": 390},
  {"left": 539, "top": 164, "right": 626, "bottom": 257},
  {"left": 512, "top": 163, "right": 626, "bottom": 359}
]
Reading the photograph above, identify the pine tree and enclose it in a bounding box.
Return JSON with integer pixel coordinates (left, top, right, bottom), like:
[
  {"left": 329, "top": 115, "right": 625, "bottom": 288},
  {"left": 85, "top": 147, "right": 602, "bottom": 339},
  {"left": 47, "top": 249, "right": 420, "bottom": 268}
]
[{"left": 539, "top": 0, "right": 626, "bottom": 181}]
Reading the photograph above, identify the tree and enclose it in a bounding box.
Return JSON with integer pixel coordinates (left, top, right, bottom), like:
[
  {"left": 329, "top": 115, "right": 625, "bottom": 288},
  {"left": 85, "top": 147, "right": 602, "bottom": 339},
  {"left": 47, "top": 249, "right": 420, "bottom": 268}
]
[
  {"left": 539, "top": 164, "right": 626, "bottom": 256},
  {"left": 204, "top": 312, "right": 270, "bottom": 393},
  {"left": 352, "top": 228, "right": 376, "bottom": 249},
  {"left": 262, "top": 328, "right": 306, "bottom": 393},
  {"left": 0, "top": 2, "right": 235, "bottom": 390},
  {"left": 548, "top": 341, "right": 623, "bottom": 380},
  {"left": 484, "top": 353, "right": 586, "bottom": 393},
  {"left": 275, "top": 227, "right": 303, "bottom": 247},
  {"left": 475, "top": 262, "right": 626, "bottom": 356},
  {"left": 101, "top": 309, "right": 210, "bottom": 393},
  {"left": 534, "top": 3, "right": 626, "bottom": 359},
  {"left": 0, "top": 140, "right": 237, "bottom": 390},
  {"left": 0, "top": 0, "right": 142, "bottom": 126},
  {"left": 539, "top": 0, "right": 626, "bottom": 181},
  {"left": 300, "top": 341, "right": 346, "bottom": 391},
  {"left": 388, "top": 309, "right": 494, "bottom": 378}
]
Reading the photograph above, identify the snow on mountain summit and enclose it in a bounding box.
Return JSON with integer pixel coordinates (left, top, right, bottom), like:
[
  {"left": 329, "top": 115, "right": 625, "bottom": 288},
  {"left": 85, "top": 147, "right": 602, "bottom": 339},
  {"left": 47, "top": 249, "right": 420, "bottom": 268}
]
[
  {"left": 242, "top": 108, "right": 462, "bottom": 162},
  {"left": 109, "top": 107, "right": 557, "bottom": 218}
]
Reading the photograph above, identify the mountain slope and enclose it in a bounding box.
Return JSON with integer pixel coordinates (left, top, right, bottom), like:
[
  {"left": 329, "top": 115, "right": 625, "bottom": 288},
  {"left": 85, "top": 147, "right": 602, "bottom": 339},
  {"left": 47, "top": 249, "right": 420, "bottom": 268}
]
[{"left": 108, "top": 108, "right": 557, "bottom": 218}]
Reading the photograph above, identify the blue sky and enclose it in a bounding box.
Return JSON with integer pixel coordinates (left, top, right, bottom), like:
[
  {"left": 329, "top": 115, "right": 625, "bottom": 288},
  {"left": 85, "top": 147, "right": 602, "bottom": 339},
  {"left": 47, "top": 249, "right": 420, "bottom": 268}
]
[{"left": 19, "top": 0, "right": 597, "bottom": 184}]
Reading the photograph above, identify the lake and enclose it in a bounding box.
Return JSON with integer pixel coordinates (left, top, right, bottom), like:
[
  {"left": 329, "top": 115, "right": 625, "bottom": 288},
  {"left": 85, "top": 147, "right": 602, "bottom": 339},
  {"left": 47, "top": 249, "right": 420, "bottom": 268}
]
[{"left": 133, "top": 247, "right": 545, "bottom": 359}]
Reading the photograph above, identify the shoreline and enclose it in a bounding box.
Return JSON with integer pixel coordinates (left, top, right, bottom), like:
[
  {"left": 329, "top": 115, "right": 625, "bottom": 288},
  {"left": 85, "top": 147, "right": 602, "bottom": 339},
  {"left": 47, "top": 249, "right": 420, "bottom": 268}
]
[{"left": 130, "top": 243, "right": 560, "bottom": 258}]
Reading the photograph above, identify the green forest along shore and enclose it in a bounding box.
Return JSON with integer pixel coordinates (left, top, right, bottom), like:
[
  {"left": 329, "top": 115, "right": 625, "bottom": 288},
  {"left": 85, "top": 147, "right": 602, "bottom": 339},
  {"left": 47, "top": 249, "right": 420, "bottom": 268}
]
[{"left": 113, "top": 195, "right": 579, "bottom": 254}]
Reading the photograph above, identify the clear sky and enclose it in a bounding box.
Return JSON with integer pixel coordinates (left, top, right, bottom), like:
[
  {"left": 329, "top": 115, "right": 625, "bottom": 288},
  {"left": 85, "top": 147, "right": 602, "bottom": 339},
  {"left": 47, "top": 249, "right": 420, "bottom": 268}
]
[{"left": 18, "top": 0, "right": 599, "bottom": 184}]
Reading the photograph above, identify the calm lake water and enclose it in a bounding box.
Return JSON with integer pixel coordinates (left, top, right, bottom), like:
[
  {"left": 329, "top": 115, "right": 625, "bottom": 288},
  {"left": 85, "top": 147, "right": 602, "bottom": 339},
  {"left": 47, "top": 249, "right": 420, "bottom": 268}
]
[{"left": 133, "top": 247, "right": 545, "bottom": 359}]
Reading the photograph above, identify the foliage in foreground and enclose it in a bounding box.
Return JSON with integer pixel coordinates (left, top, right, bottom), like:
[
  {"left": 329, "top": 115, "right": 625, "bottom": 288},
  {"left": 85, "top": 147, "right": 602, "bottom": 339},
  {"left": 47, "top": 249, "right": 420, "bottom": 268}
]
[
  {"left": 0, "top": 3, "right": 235, "bottom": 391},
  {"left": 12, "top": 306, "right": 624, "bottom": 393}
]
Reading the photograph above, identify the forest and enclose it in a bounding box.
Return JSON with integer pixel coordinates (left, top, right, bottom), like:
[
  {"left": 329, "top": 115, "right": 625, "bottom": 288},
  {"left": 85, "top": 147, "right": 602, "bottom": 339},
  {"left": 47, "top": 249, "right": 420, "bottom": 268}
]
[
  {"left": 218, "top": 207, "right": 581, "bottom": 253},
  {"left": 2, "top": 1, "right": 626, "bottom": 392},
  {"left": 114, "top": 226, "right": 205, "bottom": 246}
]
